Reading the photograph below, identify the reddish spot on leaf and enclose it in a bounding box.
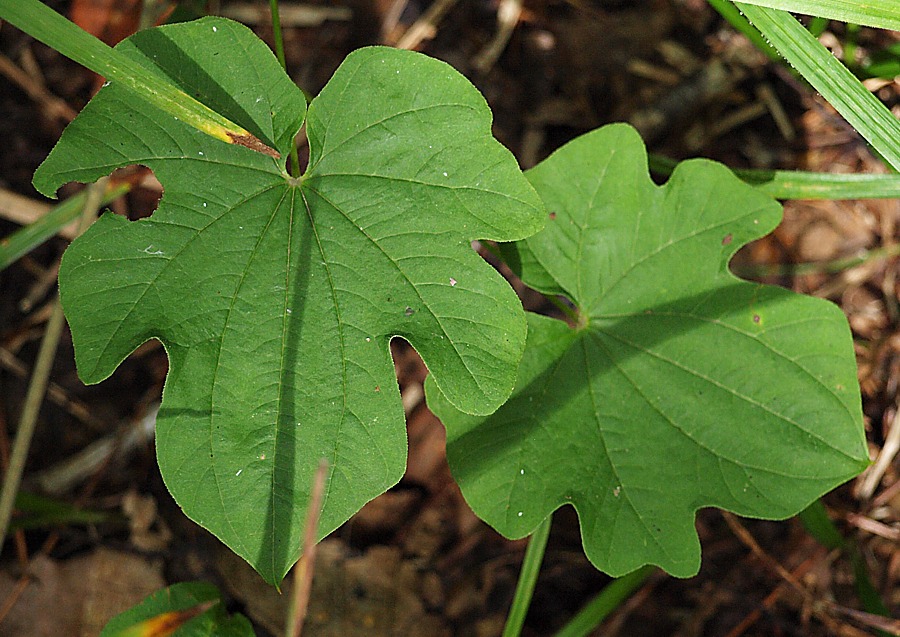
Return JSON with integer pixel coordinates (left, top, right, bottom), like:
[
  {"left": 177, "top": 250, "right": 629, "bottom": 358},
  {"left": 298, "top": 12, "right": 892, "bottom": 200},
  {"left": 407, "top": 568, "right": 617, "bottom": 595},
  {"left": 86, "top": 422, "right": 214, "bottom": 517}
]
[
  {"left": 112, "top": 600, "right": 217, "bottom": 637},
  {"left": 721, "top": 233, "right": 733, "bottom": 246},
  {"left": 227, "top": 132, "right": 281, "bottom": 158},
  {"left": 549, "top": 212, "right": 557, "bottom": 220},
  {"left": 752, "top": 314, "right": 761, "bottom": 324}
]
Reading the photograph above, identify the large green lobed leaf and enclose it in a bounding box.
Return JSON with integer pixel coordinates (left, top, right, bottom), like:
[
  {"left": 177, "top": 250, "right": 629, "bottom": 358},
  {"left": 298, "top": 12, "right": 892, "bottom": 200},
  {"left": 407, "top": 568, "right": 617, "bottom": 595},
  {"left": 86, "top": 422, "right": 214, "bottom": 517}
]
[
  {"left": 428, "top": 124, "right": 868, "bottom": 578},
  {"left": 39, "top": 18, "right": 543, "bottom": 584}
]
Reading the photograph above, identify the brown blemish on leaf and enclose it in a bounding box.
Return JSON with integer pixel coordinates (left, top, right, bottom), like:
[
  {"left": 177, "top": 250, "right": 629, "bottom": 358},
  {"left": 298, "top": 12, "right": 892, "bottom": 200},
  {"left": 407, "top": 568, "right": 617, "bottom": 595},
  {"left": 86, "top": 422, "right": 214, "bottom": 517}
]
[
  {"left": 549, "top": 211, "right": 557, "bottom": 220},
  {"left": 721, "top": 233, "right": 733, "bottom": 246},
  {"left": 227, "top": 132, "right": 281, "bottom": 158},
  {"left": 752, "top": 314, "right": 761, "bottom": 324}
]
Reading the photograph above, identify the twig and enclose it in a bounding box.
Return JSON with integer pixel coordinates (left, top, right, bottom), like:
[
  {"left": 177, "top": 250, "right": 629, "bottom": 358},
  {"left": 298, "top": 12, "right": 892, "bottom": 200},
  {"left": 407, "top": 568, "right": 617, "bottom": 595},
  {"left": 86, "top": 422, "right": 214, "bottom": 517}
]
[
  {"left": 721, "top": 512, "right": 809, "bottom": 598},
  {"left": 724, "top": 552, "right": 822, "bottom": 637},
  {"left": 0, "top": 51, "right": 78, "bottom": 123},
  {"left": 722, "top": 512, "right": 891, "bottom": 636},
  {"left": 0, "top": 188, "right": 69, "bottom": 237},
  {"left": 221, "top": 2, "right": 351, "bottom": 27},
  {"left": 286, "top": 458, "right": 329, "bottom": 637},
  {"left": 846, "top": 513, "right": 900, "bottom": 542},
  {"left": 380, "top": 0, "right": 409, "bottom": 43},
  {"left": 0, "top": 178, "right": 106, "bottom": 557},
  {"left": 0, "top": 347, "right": 102, "bottom": 430},
  {"left": 857, "top": 396, "right": 900, "bottom": 499},
  {"left": 472, "top": 0, "right": 522, "bottom": 73},
  {"left": 395, "top": 0, "right": 458, "bottom": 50},
  {"left": 31, "top": 404, "right": 158, "bottom": 495}
]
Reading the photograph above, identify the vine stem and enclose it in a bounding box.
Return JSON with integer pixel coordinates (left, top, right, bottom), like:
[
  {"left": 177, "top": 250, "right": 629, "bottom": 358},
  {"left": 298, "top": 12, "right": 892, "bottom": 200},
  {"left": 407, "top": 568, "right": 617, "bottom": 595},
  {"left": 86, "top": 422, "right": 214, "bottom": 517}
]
[
  {"left": 269, "top": 0, "right": 301, "bottom": 177},
  {"left": 0, "top": 178, "right": 107, "bottom": 555},
  {"left": 502, "top": 514, "right": 552, "bottom": 637}
]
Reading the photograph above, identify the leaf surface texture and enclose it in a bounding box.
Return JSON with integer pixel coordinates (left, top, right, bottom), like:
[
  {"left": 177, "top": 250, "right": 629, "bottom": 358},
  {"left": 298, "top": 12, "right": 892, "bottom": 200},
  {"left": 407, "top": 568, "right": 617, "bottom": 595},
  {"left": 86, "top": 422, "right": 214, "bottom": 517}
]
[{"left": 41, "top": 18, "right": 544, "bottom": 584}]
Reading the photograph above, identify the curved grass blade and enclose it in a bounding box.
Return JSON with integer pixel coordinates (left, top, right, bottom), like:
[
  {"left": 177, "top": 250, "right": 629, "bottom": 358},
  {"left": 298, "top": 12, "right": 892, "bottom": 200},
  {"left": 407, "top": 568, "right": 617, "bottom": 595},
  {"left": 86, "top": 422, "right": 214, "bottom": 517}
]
[{"left": 734, "top": 3, "right": 900, "bottom": 172}]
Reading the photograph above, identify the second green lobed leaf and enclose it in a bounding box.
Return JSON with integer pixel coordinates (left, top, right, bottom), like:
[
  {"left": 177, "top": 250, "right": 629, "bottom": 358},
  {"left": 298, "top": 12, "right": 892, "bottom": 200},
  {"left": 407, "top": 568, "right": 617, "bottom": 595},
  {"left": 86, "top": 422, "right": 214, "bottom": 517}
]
[{"left": 427, "top": 123, "right": 869, "bottom": 578}]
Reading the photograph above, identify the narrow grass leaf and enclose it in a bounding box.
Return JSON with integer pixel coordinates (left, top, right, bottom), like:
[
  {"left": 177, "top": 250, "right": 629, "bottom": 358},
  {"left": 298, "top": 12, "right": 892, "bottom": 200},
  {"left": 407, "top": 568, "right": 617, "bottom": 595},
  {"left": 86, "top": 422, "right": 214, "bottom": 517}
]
[
  {"left": 648, "top": 154, "right": 900, "bottom": 200},
  {"left": 0, "top": 0, "right": 277, "bottom": 157},
  {"left": 734, "top": 3, "right": 900, "bottom": 172},
  {"left": 0, "top": 183, "right": 129, "bottom": 271},
  {"left": 731, "top": 0, "right": 900, "bottom": 31}
]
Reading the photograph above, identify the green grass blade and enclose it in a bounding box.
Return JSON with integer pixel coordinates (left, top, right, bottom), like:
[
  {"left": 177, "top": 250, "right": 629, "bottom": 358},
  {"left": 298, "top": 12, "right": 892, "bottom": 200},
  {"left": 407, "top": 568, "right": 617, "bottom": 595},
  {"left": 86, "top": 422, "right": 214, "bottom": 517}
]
[
  {"left": 732, "top": 1, "right": 900, "bottom": 31},
  {"left": 798, "top": 500, "right": 846, "bottom": 550},
  {"left": 11, "top": 491, "right": 111, "bottom": 531},
  {"left": 707, "top": 0, "right": 782, "bottom": 62},
  {"left": 0, "top": 183, "right": 130, "bottom": 271},
  {"left": 648, "top": 154, "right": 900, "bottom": 200},
  {"left": 502, "top": 515, "right": 553, "bottom": 637},
  {"left": 554, "top": 566, "right": 655, "bottom": 637},
  {"left": 0, "top": 0, "right": 279, "bottom": 159},
  {"left": 734, "top": 3, "right": 900, "bottom": 172}
]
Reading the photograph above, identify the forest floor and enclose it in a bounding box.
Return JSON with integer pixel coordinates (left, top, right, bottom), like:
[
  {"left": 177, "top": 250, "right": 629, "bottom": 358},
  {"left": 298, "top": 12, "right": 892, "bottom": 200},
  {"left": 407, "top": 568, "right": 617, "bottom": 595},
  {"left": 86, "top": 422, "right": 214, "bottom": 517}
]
[{"left": 1, "top": 1, "right": 899, "bottom": 636}]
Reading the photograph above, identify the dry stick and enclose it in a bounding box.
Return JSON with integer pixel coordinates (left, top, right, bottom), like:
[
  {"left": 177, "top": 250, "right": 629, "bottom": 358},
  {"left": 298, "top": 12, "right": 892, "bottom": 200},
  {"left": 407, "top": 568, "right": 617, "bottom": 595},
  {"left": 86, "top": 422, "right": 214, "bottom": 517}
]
[
  {"left": 724, "top": 552, "right": 822, "bottom": 637},
  {"left": 0, "top": 51, "right": 78, "bottom": 123},
  {"left": 395, "top": 0, "right": 458, "bottom": 50},
  {"left": 0, "top": 575, "right": 30, "bottom": 627},
  {"left": 472, "top": 0, "right": 522, "bottom": 73},
  {"left": 381, "top": 0, "right": 410, "bottom": 43},
  {"left": 721, "top": 513, "right": 890, "bottom": 636},
  {"left": 0, "top": 392, "right": 143, "bottom": 628},
  {"left": 0, "top": 403, "right": 29, "bottom": 569},
  {"left": 0, "top": 178, "right": 107, "bottom": 558},
  {"left": 721, "top": 512, "right": 810, "bottom": 598},
  {"left": 857, "top": 396, "right": 900, "bottom": 500},
  {"left": 286, "top": 458, "right": 329, "bottom": 637},
  {"left": 0, "top": 347, "right": 101, "bottom": 430}
]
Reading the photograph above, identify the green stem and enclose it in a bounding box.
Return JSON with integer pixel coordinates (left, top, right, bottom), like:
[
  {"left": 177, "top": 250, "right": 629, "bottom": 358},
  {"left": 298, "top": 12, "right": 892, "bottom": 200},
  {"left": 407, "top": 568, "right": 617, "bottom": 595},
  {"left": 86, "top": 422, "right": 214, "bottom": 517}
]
[
  {"left": 268, "top": 0, "right": 301, "bottom": 177},
  {"left": 554, "top": 566, "right": 655, "bottom": 637},
  {"left": 269, "top": 0, "right": 288, "bottom": 72},
  {"left": 0, "top": 182, "right": 130, "bottom": 271},
  {"left": 648, "top": 153, "right": 900, "bottom": 200},
  {"left": 0, "top": 179, "right": 107, "bottom": 555},
  {"left": 706, "top": 0, "right": 782, "bottom": 63},
  {"left": 0, "top": 0, "right": 279, "bottom": 158},
  {"left": 502, "top": 515, "right": 553, "bottom": 637}
]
